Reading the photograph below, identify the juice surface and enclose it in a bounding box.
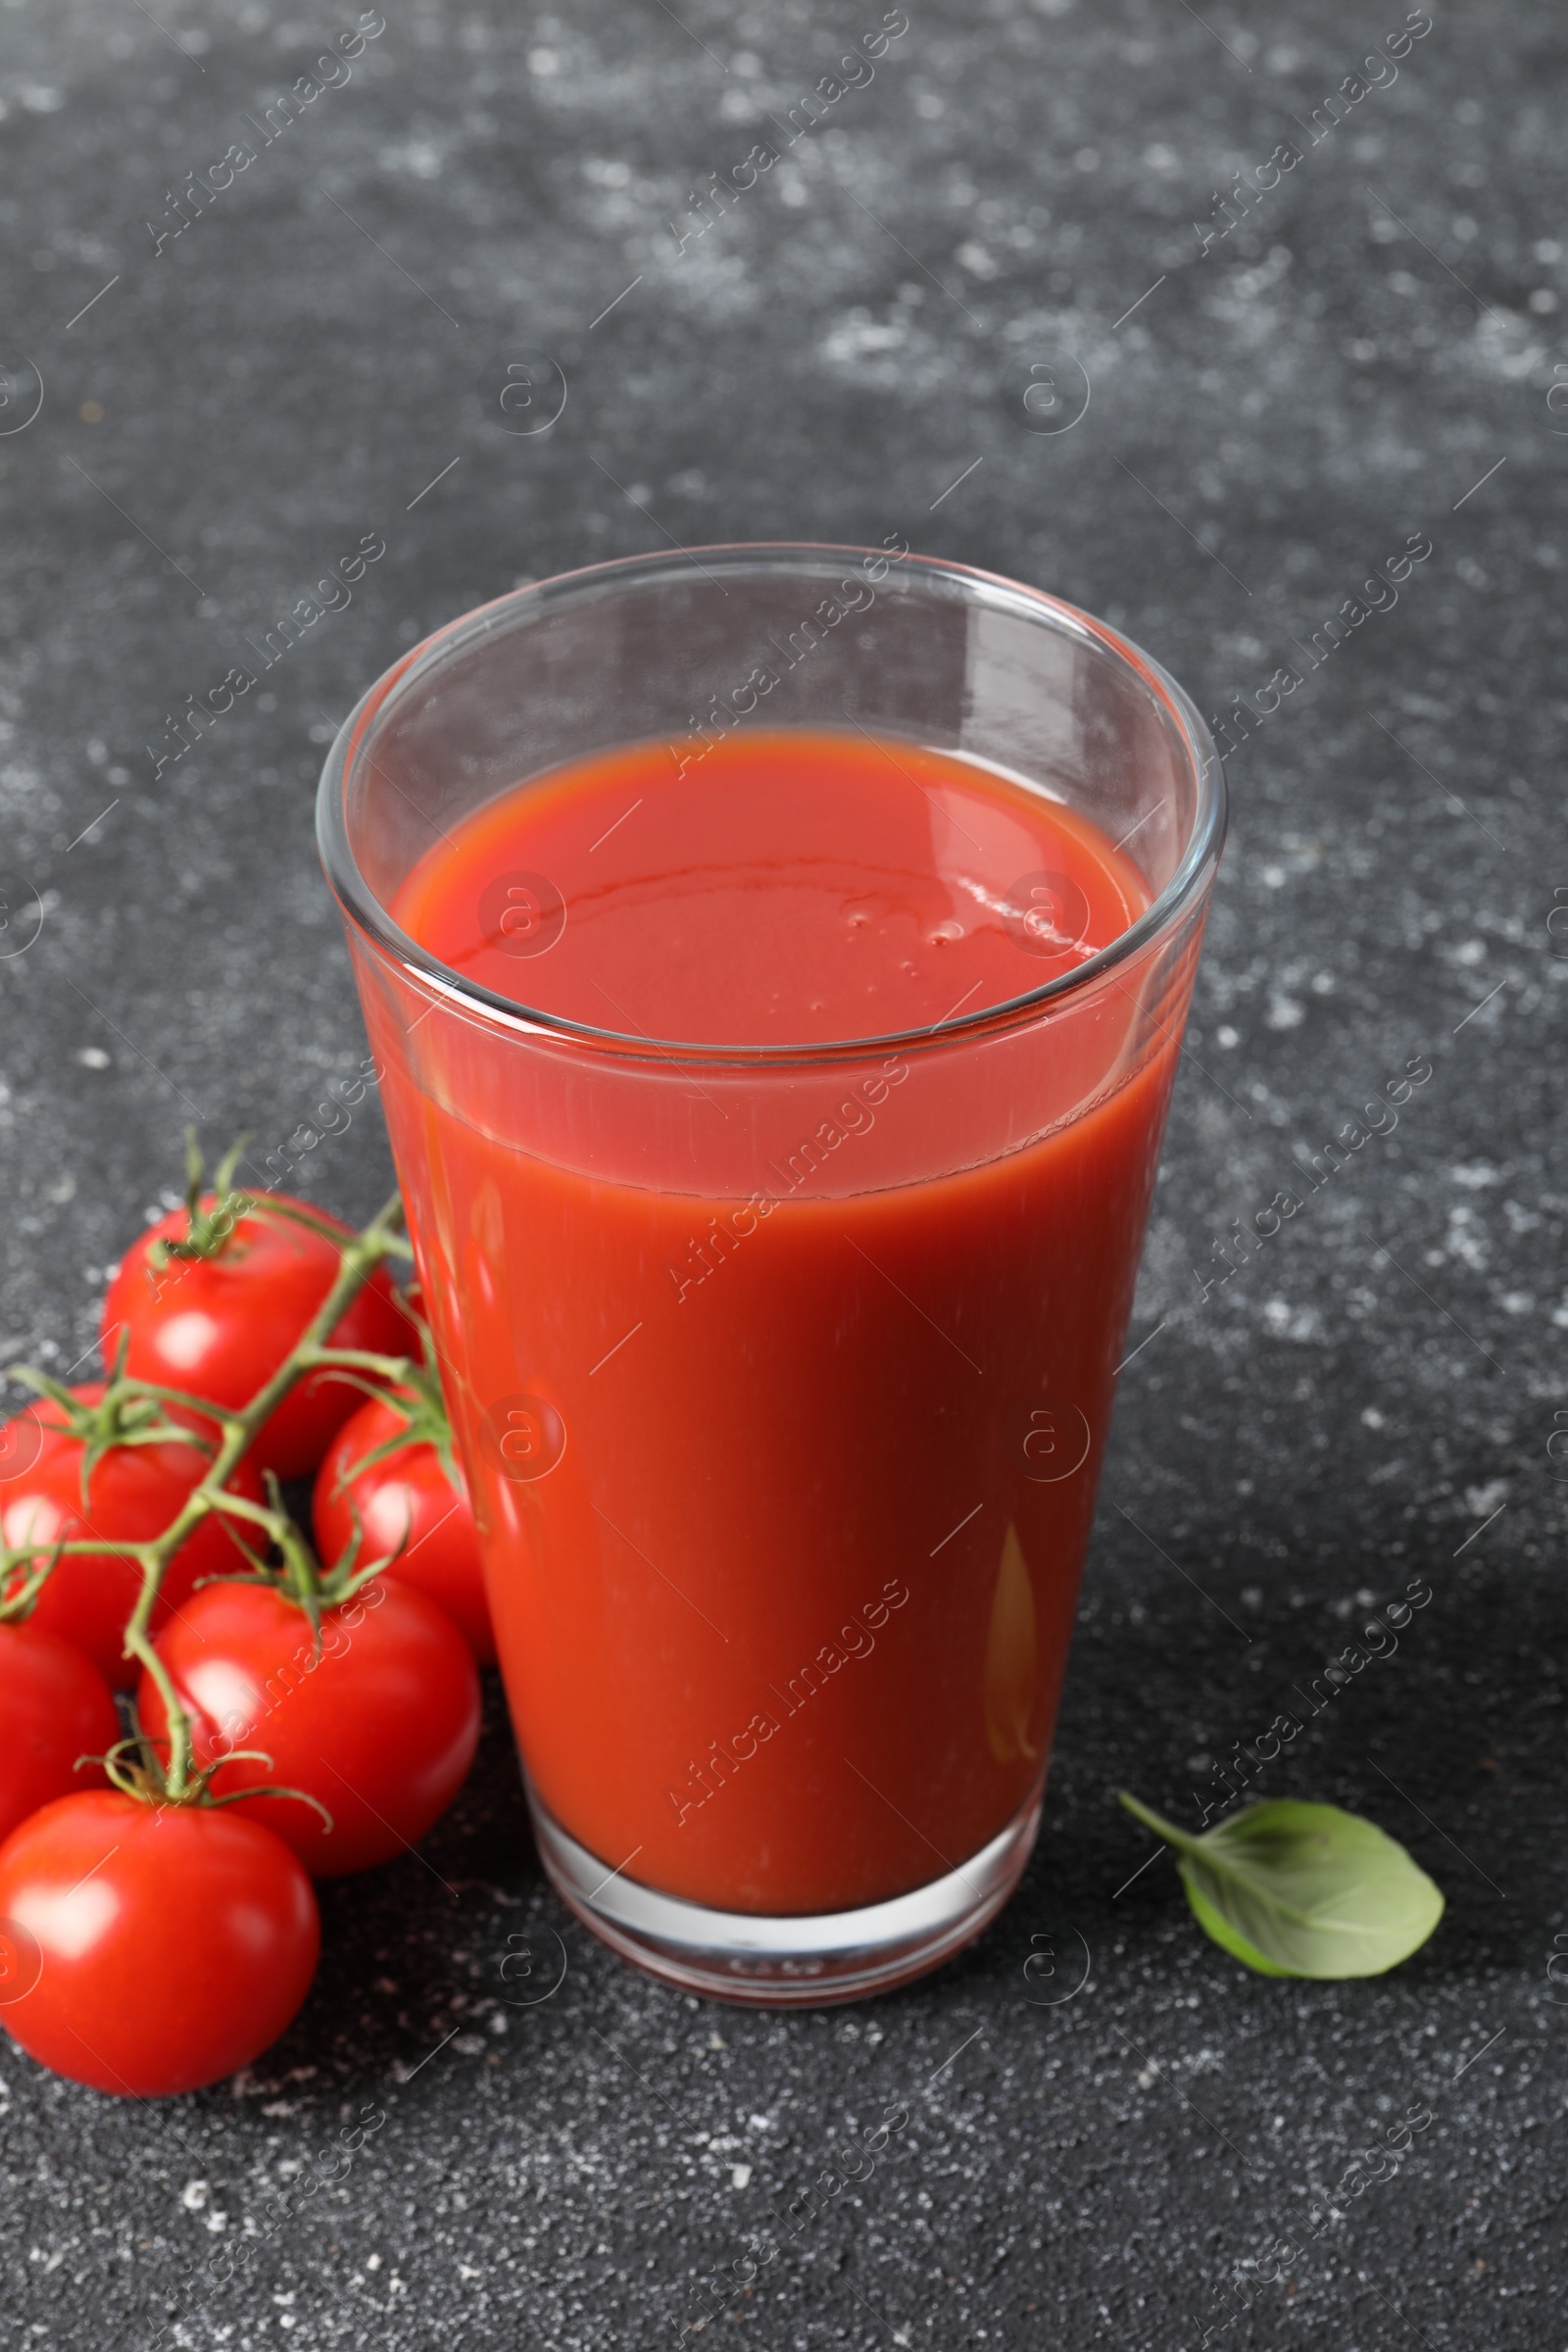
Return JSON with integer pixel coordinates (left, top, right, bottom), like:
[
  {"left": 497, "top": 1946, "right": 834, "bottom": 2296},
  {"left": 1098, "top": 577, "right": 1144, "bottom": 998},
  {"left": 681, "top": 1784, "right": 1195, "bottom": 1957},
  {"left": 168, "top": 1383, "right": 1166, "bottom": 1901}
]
[
  {"left": 382, "top": 729, "right": 1179, "bottom": 1914},
  {"left": 396, "top": 729, "right": 1145, "bottom": 1045}
]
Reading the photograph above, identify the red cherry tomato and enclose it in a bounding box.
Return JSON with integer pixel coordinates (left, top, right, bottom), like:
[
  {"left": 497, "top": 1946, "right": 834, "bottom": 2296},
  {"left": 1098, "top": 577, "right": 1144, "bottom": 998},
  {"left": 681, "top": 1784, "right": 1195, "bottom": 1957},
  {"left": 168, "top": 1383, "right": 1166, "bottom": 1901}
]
[
  {"left": 0, "top": 1789, "right": 318, "bottom": 2097},
  {"left": 102, "top": 1194, "right": 416, "bottom": 1479},
  {"left": 313, "top": 1391, "right": 495, "bottom": 1663},
  {"left": 0, "top": 1621, "right": 119, "bottom": 1844},
  {"left": 0, "top": 1386, "right": 267, "bottom": 1689},
  {"left": 137, "top": 1577, "right": 480, "bottom": 1877}
]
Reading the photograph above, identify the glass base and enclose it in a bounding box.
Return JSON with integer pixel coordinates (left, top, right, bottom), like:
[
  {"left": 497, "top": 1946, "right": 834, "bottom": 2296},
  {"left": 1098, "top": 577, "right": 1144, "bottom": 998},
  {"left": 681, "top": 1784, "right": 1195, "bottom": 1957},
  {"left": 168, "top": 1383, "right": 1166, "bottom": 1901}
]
[{"left": 528, "top": 1788, "right": 1042, "bottom": 2006}]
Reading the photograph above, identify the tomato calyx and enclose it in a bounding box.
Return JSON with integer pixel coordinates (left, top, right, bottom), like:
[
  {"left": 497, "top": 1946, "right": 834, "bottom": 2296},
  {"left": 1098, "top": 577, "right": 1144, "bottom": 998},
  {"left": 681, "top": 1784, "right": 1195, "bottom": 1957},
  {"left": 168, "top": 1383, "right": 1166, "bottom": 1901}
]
[
  {"left": 148, "top": 1131, "right": 259, "bottom": 1266},
  {"left": 93, "top": 1726, "right": 337, "bottom": 1830},
  {"left": 148, "top": 1130, "right": 395, "bottom": 1270},
  {"left": 0, "top": 1538, "right": 65, "bottom": 1624},
  {"left": 13, "top": 1333, "right": 219, "bottom": 1508},
  {"left": 215, "top": 1467, "right": 401, "bottom": 1653},
  {"left": 329, "top": 1316, "right": 462, "bottom": 1495},
  {"left": 0, "top": 1337, "right": 225, "bottom": 1622}
]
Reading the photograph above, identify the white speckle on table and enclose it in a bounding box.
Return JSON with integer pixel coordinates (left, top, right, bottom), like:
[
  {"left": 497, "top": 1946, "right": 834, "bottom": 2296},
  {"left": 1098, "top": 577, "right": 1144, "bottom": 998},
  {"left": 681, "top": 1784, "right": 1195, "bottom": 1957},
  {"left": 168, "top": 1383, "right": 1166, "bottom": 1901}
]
[{"left": 1262, "top": 1298, "right": 1322, "bottom": 1343}]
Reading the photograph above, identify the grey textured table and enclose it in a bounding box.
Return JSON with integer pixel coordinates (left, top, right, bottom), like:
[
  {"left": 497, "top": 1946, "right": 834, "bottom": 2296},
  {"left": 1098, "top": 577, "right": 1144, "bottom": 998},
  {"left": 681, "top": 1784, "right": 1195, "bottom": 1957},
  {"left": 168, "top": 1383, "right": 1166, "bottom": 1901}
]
[{"left": 2, "top": 2, "right": 1564, "bottom": 2346}]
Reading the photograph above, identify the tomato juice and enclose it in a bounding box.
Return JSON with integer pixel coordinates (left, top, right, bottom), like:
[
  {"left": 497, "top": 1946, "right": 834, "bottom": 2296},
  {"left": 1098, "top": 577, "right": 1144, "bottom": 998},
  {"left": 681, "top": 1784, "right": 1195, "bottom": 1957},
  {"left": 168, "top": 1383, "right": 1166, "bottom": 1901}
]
[{"left": 364, "top": 725, "right": 1186, "bottom": 1918}]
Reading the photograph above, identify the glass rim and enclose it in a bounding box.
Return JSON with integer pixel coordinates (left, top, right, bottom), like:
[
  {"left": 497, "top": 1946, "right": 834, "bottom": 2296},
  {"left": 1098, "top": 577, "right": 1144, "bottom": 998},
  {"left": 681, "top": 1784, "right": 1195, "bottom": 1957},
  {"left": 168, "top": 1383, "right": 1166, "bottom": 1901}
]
[{"left": 316, "top": 541, "right": 1227, "bottom": 1069}]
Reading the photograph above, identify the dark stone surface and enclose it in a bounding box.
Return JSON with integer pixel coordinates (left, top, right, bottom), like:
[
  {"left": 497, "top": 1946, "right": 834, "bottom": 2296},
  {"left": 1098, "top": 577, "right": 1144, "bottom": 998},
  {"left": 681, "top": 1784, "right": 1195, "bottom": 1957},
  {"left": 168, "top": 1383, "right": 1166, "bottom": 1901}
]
[{"left": 1, "top": 1, "right": 1564, "bottom": 2346}]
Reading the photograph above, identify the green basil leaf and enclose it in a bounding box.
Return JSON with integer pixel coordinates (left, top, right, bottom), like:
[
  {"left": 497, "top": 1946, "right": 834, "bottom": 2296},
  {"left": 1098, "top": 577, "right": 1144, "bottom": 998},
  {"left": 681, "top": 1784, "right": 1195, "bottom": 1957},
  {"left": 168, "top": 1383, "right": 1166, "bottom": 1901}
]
[{"left": 1118, "top": 1791, "right": 1445, "bottom": 1978}]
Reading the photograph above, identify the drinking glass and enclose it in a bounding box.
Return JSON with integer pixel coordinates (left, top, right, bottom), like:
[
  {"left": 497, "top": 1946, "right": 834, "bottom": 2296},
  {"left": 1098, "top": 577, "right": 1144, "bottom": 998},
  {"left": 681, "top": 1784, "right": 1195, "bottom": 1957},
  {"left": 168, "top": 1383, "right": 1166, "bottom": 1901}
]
[{"left": 318, "top": 545, "right": 1225, "bottom": 2003}]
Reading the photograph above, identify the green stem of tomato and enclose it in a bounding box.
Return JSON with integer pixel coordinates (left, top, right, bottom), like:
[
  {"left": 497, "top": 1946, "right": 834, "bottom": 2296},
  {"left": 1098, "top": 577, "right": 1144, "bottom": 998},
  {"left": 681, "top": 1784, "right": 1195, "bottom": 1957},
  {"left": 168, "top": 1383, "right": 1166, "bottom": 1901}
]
[
  {"left": 305, "top": 1347, "right": 422, "bottom": 1382},
  {"left": 122, "top": 1598, "right": 196, "bottom": 1790}
]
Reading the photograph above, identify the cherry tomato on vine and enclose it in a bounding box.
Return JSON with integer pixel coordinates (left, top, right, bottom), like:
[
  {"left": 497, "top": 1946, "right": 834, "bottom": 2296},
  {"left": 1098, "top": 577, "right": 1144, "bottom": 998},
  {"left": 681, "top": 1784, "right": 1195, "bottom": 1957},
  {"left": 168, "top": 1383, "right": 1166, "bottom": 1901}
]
[
  {"left": 136, "top": 1576, "right": 481, "bottom": 1877},
  {"left": 0, "top": 1621, "right": 119, "bottom": 1845},
  {"left": 0, "top": 1385, "right": 266, "bottom": 1688},
  {"left": 313, "top": 1388, "right": 495, "bottom": 1663},
  {"left": 0, "top": 1789, "right": 318, "bottom": 2097},
  {"left": 102, "top": 1189, "right": 416, "bottom": 1480}
]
